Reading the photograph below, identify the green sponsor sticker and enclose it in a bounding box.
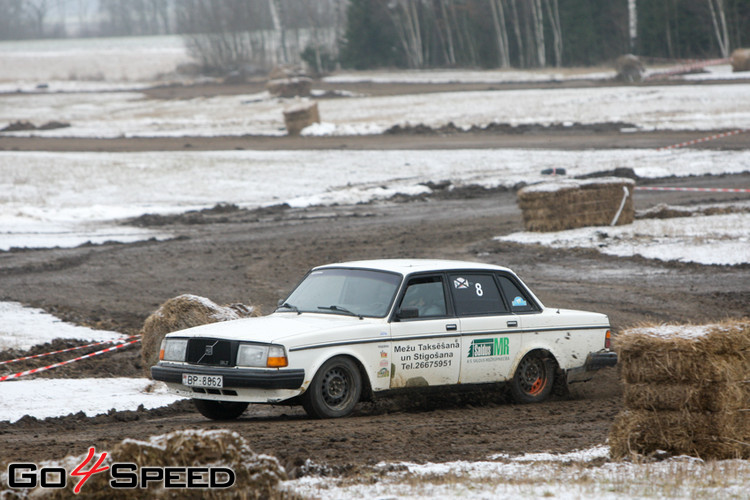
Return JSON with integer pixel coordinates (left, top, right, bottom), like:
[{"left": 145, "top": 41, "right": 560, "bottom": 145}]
[{"left": 468, "top": 337, "right": 510, "bottom": 358}]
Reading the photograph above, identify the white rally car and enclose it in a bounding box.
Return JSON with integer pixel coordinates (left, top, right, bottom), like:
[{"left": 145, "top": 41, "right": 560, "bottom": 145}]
[{"left": 151, "top": 259, "right": 616, "bottom": 419}]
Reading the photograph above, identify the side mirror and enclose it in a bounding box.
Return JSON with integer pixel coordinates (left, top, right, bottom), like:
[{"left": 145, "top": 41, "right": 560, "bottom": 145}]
[{"left": 397, "top": 306, "right": 420, "bottom": 320}]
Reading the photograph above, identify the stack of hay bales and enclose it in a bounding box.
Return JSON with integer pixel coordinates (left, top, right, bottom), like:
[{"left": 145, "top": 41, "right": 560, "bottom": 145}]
[
  {"left": 615, "top": 54, "right": 645, "bottom": 82},
  {"left": 610, "top": 320, "right": 750, "bottom": 460},
  {"left": 731, "top": 48, "right": 750, "bottom": 72},
  {"left": 266, "top": 76, "right": 313, "bottom": 98},
  {"left": 283, "top": 100, "right": 320, "bottom": 135},
  {"left": 141, "top": 294, "right": 260, "bottom": 374},
  {"left": 517, "top": 178, "right": 635, "bottom": 232},
  {"left": 41, "top": 429, "right": 287, "bottom": 499}
]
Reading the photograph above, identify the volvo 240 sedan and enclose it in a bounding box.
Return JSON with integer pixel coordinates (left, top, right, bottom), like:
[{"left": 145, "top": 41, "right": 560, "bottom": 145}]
[{"left": 151, "top": 259, "right": 616, "bottom": 419}]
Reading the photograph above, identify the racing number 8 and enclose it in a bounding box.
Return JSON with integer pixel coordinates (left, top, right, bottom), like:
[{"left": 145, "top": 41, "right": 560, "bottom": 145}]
[{"left": 475, "top": 283, "right": 483, "bottom": 297}]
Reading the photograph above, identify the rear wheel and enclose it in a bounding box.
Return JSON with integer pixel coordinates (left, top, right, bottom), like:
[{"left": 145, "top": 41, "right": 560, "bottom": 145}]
[
  {"left": 193, "top": 399, "right": 249, "bottom": 420},
  {"left": 302, "top": 356, "right": 362, "bottom": 418},
  {"left": 510, "top": 352, "right": 554, "bottom": 404}
]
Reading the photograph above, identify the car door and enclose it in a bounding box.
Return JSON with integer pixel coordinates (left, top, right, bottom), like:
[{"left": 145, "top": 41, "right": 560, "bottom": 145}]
[
  {"left": 448, "top": 272, "right": 522, "bottom": 384},
  {"left": 389, "top": 274, "right": 461, "bottom": 388}
]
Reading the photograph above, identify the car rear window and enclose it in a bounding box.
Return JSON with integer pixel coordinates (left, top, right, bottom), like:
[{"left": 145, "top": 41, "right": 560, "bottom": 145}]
[{"left": 448, "top": 274, "right": 508, "bottom": 316}]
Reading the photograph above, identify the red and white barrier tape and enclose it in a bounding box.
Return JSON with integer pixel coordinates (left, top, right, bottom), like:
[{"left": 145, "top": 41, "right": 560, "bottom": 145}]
[
  {"left": 635, "top": 186, "right": 750, "bottom": 193},
  {"left": 0, "top": 335, "right": 141, "bottom": 365},
  {"left": 0, "top": 339, "right": 141, "bottom": 382},
  {"left": 656, "top": 129, "right": 748, "bottom": 151},
  {"left": 646, "top": 57, "right": 730, "bottom": 80}
]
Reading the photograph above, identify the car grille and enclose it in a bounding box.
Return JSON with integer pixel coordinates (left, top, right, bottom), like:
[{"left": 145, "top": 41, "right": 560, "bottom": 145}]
[{"left": 186, "top": 338, "right": 234, "bottom": 366}]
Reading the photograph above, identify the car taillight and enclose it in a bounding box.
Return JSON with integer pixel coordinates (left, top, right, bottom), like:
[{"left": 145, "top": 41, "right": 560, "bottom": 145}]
[{"left": 605, "top": 330, "right": 612, "bottom": 349}]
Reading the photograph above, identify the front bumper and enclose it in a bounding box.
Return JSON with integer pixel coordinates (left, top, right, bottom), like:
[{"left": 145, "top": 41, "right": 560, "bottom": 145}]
[
  {"left": 566, "top": 350, "right": 618, "bottom": 384},
  {"left": 151, "top": 363, "right": 305, "bottom": 390}
]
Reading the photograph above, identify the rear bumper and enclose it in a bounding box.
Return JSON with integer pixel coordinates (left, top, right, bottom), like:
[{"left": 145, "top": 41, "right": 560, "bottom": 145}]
[
  {"left": 585, "top": 350, "right": 618, "bottom": 370},
  {"left": 151, "top": 363, "right": 305, "bottom": 390},
  {"left": 566, "top": 350, "right": 617, "bottom": 384}
]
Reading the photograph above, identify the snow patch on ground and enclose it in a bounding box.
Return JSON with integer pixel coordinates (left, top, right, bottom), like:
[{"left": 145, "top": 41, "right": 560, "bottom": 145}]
[
  {"left": 0, "top": 378, "right": 181, "bottom": 423},
  {"left": 2, "top": 84, "right": 749, "bottom": 138},
  {"left": 286, "top": 447, "right": 750, "bottom": 499},
  {"left": 0, "top": 302, "right": 123, "bottom": 351},
  {"left": 1, "top": 148, "right": 748, "bottom": 251},
  {"left": 497, "top": 213, "right": 750, "bottom": 266}
]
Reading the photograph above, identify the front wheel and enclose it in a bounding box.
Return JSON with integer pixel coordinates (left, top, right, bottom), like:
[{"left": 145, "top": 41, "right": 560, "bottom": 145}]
[
  {"left": 193, "top": 399, "right": 249, "bottom": 420},
  {"left": 302, "top": 356, "right": 362, "bottom": 418},
  {"left": 510, "top": 352, "right": 554, "bottom": 404}
]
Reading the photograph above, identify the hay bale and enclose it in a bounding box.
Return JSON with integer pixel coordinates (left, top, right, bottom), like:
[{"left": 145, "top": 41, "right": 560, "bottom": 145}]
[
  {"left": 283, "top": 100, "right": 320, "bottom": 136},
  {"left": 610, "top": 319, "right": 750, "bottom": 460},
  {"left": 617, "top": 321, "right": 750, "bottom": 384},
  {"left": 624, "top": 382, "right": 749, "bottom": 412},
  {"left": 610, "top": 409, "right": 750, "bottom": 460},
  {"left": 268, "top": 64, "right": 307, "bottom": 80},
  {"left": 731, "top": 48, "right": 750, "bottom": 72},
  {"left": 141, "top": 294, "right": 260, "bottom": 375},
  {"left": 266, "top": 76, "right": 313, "bottom": 98},
  {"left": 615, "top": 54, "right": 645, "bottom": 82},
  {"left": 517, "top": 177, "right": 635, "bottom": 232},
  {"left": 40, "top": 429, "right": 287, "bottom": 499}
]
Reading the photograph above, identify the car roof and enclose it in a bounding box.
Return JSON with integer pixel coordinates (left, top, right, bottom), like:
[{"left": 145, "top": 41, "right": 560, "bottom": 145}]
[{"left": 314, "top": 259, "right": 514, "bottom": 276}]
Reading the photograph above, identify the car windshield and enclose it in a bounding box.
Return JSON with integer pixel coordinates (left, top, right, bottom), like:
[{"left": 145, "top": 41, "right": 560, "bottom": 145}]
[{"left": 281, "top": 268, "right": 402, "bottom": 318}]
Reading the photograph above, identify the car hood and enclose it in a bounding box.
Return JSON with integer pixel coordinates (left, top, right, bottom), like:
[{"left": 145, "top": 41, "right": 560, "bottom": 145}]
[{"left": 164, "top": 312, "right": 380, "bottom": 345}]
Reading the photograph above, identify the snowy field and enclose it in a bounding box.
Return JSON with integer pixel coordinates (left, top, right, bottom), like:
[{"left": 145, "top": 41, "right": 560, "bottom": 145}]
[
  {"left": 2, "top": 83, "right": 749, "bottom": 138},
  {"left": 1, "top": 148, "right": 749, "bottom": 266}
]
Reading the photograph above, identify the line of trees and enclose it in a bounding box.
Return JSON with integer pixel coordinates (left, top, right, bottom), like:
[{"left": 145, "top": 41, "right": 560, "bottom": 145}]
[
  {"left": 1, "top": 0, "right": 748, "bottom": 72},
  {"left": 341, "top": 0, "right": 750, "bottom": 69}
]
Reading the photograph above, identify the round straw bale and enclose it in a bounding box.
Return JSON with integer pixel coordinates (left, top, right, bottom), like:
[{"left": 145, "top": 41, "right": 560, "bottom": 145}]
[
  {"left": 615, "top": 54, "right": 645, "bottom": 82},
  {"left": 731, "top": 48, "right": 750, "bottom": 72},
  {"left": 141, "top": 294, "right": 260, "bottom": 375},
  {"left": 41, "top": 429, "right": 287, "bottom": 499}
]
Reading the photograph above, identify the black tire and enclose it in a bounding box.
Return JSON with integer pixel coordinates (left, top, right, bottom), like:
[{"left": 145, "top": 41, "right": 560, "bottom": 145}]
[
  {"left": 193, "top": 399, "right": 249, "bottom": 420},
  {"left": 510, "top": 352, "right": 554, "bottom": 404},
  {"left": 302, "top": 356, "right": 362, "bottom": 418}
]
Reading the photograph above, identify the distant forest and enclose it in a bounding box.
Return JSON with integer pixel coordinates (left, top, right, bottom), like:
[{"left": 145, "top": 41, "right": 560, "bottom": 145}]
[{"left": 2, "top": 0, "right": 749, "bottom": 71}]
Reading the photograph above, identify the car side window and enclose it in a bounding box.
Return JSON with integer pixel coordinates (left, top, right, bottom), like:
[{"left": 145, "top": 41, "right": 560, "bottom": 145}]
[
  {"left": 497, "top": 275, "right": 537, "bottom": 313},
  {"left": 449, "top": 274, "right": 508, "bottom": 316},
  {"left": 399, "top": 276, "right": 447, "bottom": 318}
]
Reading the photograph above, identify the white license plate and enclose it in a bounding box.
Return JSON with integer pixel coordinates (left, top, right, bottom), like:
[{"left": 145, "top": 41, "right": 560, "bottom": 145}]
[{"left": 182, "top": 373, "right": 223, "bottom": 388}]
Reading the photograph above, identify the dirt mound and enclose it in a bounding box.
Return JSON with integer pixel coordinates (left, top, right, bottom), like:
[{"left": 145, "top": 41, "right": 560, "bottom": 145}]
[
  {"left": 16, "top": 429, "right": 291, "bottom": 499},
  {"left": 141, "top": 294, "right": 260, "bottom": 375}
]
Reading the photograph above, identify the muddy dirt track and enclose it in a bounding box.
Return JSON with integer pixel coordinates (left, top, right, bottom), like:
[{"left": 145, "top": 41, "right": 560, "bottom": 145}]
[{"left": 1, "top": 78, "right": 749, "bottom": 472}]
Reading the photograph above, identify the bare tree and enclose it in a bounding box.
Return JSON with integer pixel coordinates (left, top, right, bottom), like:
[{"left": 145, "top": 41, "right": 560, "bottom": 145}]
[
  {"left": 529, "top": 0, "right": 545, "bottom": 67},
  {"left": 25, "top": 0, "right": 49, "bottom": 38},
  {"left": 388, "top": 0, "right": 425, "bottom": 68},
  {"left": 544, "top": 0, "right": 562, "bottom": 67},
  {"left": 507, "top": 0, "right": 525, "bottom": 67},
  {"left": 489, "top": 0, "right": 510, "bottom": 67},
  {"left": 707, "top": 0, "right": 730, "bottom": 58}
]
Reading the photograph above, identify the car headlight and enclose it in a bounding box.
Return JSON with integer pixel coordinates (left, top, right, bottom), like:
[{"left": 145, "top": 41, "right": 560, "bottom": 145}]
[
  {"left": 237, "top": 344, "right": 288, "bottom": 368},
  {"left": 160, "top": 338, "right": 187, "bottom": 362}
]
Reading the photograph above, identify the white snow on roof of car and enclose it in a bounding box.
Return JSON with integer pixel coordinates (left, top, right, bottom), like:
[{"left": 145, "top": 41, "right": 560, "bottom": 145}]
[{"left": 315, "top": 259, "right": 513, "bottom": 275}]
